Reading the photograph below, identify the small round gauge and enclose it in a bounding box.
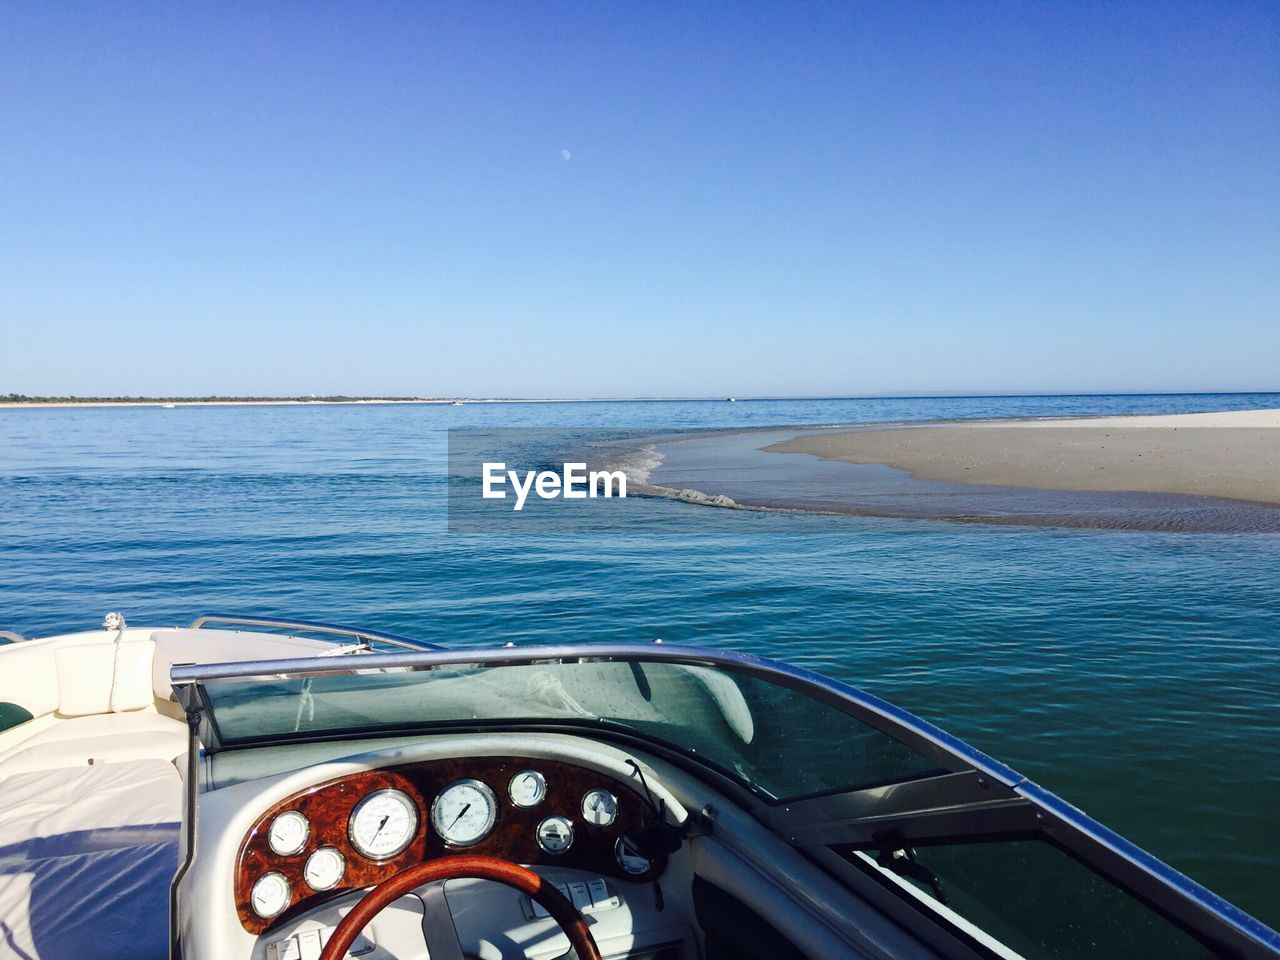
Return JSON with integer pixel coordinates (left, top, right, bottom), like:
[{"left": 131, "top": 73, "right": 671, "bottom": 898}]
[
  {"left": 615, "top": 834, "right": 652, "bottom": 875},
  {"left": 348, "top": 789, "right": 419, "bottom": 860},
  {"left": 509, "top": 770, "right": 548, "bottom": 808},
  {"left": 581, "top": 788, "right": 618, "bottom": 827},
  {"left": 536, "top": 816, "right": 574, "bottom": 855},
  {"left": 431, "top": 779, "right": 498, "bottom": 847},
  {"left": 250, "top": 871, "right": 291, "bottom": 919},
  {"left": 267, "top": 810, "right": 310, "bottom": 856},
  {"left": 303, "top": 846, "right": 345, "bottom": 891}
]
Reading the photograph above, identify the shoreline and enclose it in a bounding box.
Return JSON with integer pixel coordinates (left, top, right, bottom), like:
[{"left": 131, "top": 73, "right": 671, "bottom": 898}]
[
  {"left": 0, "top": 397, "right": 717, "bottom": 409},
  {"left": 0, "top": 398, "right": 442, "bottom": 409},
  {"left": 617, "top": 409, "right": 1280, "bottom": 531},
  {"left": 3, "top": 391, "right": 1278, "bottom": 410}
]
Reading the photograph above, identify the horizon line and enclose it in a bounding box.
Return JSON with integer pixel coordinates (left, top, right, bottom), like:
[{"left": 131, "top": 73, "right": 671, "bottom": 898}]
[{"left": 3, "top": 388, "right": 1280, "bottom": 409}]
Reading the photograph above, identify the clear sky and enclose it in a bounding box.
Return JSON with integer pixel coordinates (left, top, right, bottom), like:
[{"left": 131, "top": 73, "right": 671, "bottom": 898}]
[{"left": 2, "top": 2, "right": 1277, "bottom": 398}]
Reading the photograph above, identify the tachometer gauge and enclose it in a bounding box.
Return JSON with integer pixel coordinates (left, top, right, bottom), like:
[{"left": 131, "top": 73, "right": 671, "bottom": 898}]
[
  {"left": 303, "top": 846, "right": 345, "bottom": 891},
  {"left": 250, "top": 871, "right": 291, "bottom": 918},
  {"left": 430, "top": 779, "right": 498, "bottom": 847},
  {"left": 536, "top": 816, "right": 574, "bottom": 854},
  {"left": 267, "top": 810, "right": 310, "bottom": 856},
  {"left": 581, "top": 788, "right": 618, "bottom": 827},
  {"left": 348, "top": 789, "right": 419, "bottom": 860},
  {"left": 615, "top": 834, "right": 652, "bottom": 875},
  {"left": 509, "top": 770, "right": 547, "bottom": 808}
]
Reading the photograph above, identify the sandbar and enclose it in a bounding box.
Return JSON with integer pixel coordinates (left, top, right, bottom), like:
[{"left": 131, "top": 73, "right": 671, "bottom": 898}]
[{"left": 763, "top": 409, "right": 1280, "bottom": 505}]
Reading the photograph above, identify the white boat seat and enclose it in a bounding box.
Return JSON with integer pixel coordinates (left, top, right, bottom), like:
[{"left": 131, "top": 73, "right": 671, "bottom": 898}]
[
  {"left": 0, "top": 711, "right": 187, "bottom": 780},
  {"left": 0, "top": 759, "right": 180, "bottom": 960}
]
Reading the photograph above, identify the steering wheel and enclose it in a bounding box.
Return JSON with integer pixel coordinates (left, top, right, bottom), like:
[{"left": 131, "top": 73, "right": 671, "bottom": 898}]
[{"left": 317, "top": 854, "right": 603, "bottom": 960}]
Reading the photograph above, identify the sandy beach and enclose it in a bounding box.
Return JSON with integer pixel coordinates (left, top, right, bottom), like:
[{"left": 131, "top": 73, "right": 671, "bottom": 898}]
[{"left": 764, "top": 409, "right": 1280, "bottom": 505}]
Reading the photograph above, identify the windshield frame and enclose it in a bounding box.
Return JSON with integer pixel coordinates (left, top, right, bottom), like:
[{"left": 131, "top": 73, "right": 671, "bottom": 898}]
[
  {"left": 171, "top": 643, "right": 1280, "bottom": 960},
  {"left": 172, "top": 643, "right": 1020, "bottom": 788}
]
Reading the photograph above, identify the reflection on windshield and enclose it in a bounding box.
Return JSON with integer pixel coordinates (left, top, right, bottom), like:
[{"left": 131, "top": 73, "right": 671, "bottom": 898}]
[{"left": 200, "top": 659, "right": 939, "bottom": 801}]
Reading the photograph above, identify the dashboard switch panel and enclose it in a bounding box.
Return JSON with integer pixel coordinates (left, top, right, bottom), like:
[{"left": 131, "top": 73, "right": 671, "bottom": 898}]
[
  {"left": 524, "top": 878, "right": 622, "bottom": 919},
  {"left": 269, "top": 927, "right": 371, "bottom": 960}
]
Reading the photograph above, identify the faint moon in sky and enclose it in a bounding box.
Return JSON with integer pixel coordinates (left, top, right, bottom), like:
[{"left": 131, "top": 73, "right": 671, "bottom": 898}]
[{"left": 560, "top": 148, "right": 571, "bottom": 161}]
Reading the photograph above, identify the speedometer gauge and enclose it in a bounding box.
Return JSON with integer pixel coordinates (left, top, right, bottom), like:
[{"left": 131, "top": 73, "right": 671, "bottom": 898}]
[
  {"left": 431, "top": 779, "right": 498, "bottom": 846},
  {"left": 348, "top": 789, "right": 419, "bottom": 860}
]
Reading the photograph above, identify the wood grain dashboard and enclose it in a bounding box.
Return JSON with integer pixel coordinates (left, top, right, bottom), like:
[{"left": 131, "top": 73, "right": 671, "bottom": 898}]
[{"left": 235, "top": 756, "right": 669, "bottom": 933}]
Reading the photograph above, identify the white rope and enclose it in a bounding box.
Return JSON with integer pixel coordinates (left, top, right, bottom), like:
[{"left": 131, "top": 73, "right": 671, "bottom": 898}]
[
  {"left": 104, "top": 611, "right": 127, "bottom": 713},
  {"left": 527, "top": 670, "right": 593, "bottom": 717},
  {"left": 294, "top": 677, "right": 315, "bottom": 731}
]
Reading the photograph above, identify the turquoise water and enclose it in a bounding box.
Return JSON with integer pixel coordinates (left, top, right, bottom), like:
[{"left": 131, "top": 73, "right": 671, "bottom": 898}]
[{"left": 1, "top": 393, "right": 1277, "bottom": 925}]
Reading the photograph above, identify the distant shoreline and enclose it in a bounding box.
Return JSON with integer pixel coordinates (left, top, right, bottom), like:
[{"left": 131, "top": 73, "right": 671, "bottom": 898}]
[
  {"left": 3, "top": 390, "right": 1279, "bottom": 410},
  {"left": 2, "top": 397, "right": 450, "bottom": 409},
  {"left": 0, "top": 396, "right": 708, "bottom": 409}
]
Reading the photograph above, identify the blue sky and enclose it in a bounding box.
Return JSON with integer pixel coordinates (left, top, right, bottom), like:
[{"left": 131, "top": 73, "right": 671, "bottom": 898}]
[{"left": 2, "top": 2, "right": 1277, "bottom": 398}]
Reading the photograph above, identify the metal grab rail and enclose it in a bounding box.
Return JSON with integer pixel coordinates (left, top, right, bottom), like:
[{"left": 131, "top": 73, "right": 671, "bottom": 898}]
[
  {"left": 0, "top": 630, "right": 27, "bottom": 644},
  {"left": 187, "top": 614, "right": 443, "bottom": 652}
]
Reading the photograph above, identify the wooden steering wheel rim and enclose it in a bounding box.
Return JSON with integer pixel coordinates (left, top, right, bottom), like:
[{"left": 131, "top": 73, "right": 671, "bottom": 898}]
[{"left": 316, "top": 854, "right": 603, "bottom": 960}]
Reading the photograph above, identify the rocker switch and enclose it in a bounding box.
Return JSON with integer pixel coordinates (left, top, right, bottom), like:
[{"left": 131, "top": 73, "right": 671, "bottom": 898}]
[
  {"left": 297, "top": 930, "right": 322, "bottom": 960},
  {"left": 586, "top": 878, "right": 615, "bottom": 909}
]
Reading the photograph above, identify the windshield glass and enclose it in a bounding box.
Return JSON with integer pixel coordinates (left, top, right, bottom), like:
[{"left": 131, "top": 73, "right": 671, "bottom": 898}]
[
  {"left": 198, "top": 658, "right": 942, "bottom": 802},
  {"left": 839, "top": 840, "right": 1220, "bottom": 960}
]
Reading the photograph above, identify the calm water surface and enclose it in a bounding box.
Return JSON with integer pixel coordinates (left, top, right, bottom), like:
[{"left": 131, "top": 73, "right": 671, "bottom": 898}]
[{"left": 1, "top": 394, "right": 1277, "bottom": 925}]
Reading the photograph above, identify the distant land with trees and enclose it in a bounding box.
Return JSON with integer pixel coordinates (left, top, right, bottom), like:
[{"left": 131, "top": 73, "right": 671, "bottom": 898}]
[{"left": 2, "top": 393, "right": 447, "bottom": 405}]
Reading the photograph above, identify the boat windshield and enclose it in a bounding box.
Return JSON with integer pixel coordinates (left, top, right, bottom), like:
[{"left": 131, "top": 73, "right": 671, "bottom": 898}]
[{"left": 193, "top": 655, "right": 947, "bottom": 802}]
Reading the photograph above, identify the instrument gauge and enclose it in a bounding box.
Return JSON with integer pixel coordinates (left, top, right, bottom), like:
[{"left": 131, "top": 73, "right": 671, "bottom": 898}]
[
  {"left": 536, "top": 816, "right": 574, "bottom": 855},
  {"left": 303, "top": 846, "right": 345, "bottom": 891},
  {"left": 348, "top": 789, "right": 419, "bottom": 860},
  {"left": 509, "top": 770, "right": 548, "bottom": 808},
  {"left": 615, "top": 834, "right": 652, "bottom": 875},
  {"left": 250, "top": 871, "right": 291, "bottom": 919},
  {"left": 581, "top": 788, "right": 618, "bottom": 827},
  {"left": 267, "top": 810, "right": 310, "bottom": 856},
  {"left": 431, "top": 779, "right": 498, "bottom": 847}
]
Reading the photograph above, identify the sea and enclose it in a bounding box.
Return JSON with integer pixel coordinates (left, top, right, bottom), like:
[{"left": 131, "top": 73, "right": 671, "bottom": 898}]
[{"left": 1, "top": 392, "right": 1277, "bottom": 926}]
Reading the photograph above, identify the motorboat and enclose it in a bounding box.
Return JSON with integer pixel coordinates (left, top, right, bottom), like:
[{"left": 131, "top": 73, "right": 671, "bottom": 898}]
[{"left": 0, "top": 613, "right": 1276, "bottom": 960}]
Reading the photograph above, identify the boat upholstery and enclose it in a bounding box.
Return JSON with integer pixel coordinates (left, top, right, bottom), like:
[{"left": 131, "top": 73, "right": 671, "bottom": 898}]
[
  {"left": 0, "top": 710, "right": 188, "bottom": 778},
  {"left": 0, "top": 628, "right": 337, "bottom": 779},
  {"left": 0, "top": 702, "right": 33, "bottom": 733},
  {"left": 0, "top": 635, "right": 186, "bottom": 779},
  {"left": 0, "top": 642, "right": 61, "bottom": 721},
  {"left": 0, "top": 626, "right": 343, "bottom": 960},
  {"left": 54, "top": 640, "right": 156, "bottom": 715},
  {"left": 0, "top": 758, "right": 180, "bottom": 960}
]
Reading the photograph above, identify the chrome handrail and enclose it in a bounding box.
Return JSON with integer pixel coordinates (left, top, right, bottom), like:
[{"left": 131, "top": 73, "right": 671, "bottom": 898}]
[
  {"left": 187, "top": 614, "right": 442, "bottom": 652},
  {"left": 0, "top": 630, "right": 27, "bottom": 644}
]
